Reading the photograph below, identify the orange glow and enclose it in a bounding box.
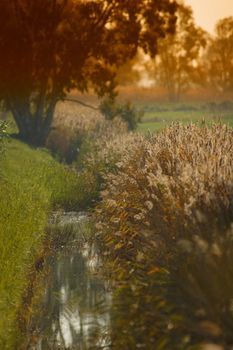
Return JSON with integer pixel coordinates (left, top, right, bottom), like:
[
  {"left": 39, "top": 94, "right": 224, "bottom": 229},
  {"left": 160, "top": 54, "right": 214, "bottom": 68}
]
[{"left": 186, "top": 0, "right": 233, "bottom": 33}]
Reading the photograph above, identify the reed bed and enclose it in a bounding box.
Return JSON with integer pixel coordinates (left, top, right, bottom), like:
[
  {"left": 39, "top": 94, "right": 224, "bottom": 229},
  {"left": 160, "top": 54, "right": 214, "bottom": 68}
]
[
  {"left": 95, "top": 123, "right": 233, "bottom": 267},
  {"left": 93, "top": 123, "right": 233, "bottom": 349}
]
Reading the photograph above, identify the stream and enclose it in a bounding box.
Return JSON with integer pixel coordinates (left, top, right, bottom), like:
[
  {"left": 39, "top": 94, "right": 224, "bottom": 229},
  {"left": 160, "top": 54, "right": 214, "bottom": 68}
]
[
  {"left": 23, "top": 212, "right": 112, "bottom": 350},
  {"left": 20, "top": 212, "right": 227, "bottom": 350}
]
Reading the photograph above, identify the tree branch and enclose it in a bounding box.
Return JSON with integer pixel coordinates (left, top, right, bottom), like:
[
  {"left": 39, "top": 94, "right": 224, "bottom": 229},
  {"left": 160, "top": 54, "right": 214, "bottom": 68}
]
[{"left": 64, "top": 98, "right": 99, "bottom": 111}]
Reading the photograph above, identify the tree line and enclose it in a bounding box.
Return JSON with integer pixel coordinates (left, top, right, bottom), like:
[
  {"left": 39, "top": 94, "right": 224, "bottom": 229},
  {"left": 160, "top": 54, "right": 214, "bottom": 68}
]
[
  {"left": 0, "top": 0, "right": 177, "bottom": 146},
  {"left": 121, "top": 4, "right": 233, "bottom": 102}
]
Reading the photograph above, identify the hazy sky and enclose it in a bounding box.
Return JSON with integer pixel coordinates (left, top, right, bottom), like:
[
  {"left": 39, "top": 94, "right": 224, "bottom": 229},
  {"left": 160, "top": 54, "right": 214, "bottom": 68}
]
[{"left": 186, "top": 0, "right": 233, "bottom": 33}]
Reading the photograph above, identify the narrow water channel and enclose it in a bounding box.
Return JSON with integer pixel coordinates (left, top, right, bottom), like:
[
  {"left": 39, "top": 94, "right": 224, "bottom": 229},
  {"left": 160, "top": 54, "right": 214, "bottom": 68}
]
[
  {"left": 24, "top": 212, "right": 112, "bottom": 350},
  {"left": 20, "top": 212, "right": 227, "bottom": 350}
]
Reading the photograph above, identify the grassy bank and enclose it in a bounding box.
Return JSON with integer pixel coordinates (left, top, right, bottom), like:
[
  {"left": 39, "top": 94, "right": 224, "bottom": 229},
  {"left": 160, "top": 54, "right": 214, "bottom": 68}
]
[{"left": 0, "top": 138, "right": 89, "bottom": 348}]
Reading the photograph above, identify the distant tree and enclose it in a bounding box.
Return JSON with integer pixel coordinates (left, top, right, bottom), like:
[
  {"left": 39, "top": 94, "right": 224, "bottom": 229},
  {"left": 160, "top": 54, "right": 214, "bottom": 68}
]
[
  {"left": 151, "top": 4, "right": 206, "bottom": 102},
  {"left": 206, "top": 17, "right": 233, "bottom": 94},
  {"left": 0, "top": 0, "right": 177, "bottom": 146}
]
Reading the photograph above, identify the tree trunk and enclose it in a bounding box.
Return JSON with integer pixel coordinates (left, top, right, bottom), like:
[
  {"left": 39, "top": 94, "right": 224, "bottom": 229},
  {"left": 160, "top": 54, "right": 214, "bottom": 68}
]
[{"left": 9, "top": 97, "right": 57, "bottom": 147}]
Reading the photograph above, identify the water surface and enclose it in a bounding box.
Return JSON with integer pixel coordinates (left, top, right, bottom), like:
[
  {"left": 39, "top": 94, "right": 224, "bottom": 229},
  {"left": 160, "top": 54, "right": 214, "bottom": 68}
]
[{"left": 25, "top": 212, "right": 112, "bottom": 350}]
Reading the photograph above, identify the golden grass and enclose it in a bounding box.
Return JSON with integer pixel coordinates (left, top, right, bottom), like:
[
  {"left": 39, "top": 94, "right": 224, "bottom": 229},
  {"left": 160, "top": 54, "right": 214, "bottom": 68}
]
[
  {"left": 92, "top": 123, "right": 233, "bottom": 348},
  {"left": 95, "top": 123, "right": 233, "bottom": 271}
]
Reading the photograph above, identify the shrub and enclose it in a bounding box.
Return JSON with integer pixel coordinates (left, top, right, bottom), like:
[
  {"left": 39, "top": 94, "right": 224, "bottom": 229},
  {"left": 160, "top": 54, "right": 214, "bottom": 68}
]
[{"left": 100, "top": 98, "right": 143, "bottom": 130}]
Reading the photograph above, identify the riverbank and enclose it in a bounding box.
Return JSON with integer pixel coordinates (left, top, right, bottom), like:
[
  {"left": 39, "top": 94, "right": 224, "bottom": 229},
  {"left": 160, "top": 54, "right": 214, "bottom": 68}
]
[
  {"left": 0, "top": 139, "right": 91, "bottom": 348},
  {"left": 1, "top": 122, "right": 233, "bottom": 349},
  {"left": 17, "top": 212, "right": 108, "bottom": 350}
]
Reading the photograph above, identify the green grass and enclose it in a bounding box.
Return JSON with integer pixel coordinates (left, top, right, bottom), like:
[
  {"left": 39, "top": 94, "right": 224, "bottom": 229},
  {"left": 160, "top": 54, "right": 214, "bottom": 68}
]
[
  {"left": 0, "top": 138, "right": 86, "bottom": 348},
  {"left": 136, "top": 101, "right": 233, "bottom": 132}
]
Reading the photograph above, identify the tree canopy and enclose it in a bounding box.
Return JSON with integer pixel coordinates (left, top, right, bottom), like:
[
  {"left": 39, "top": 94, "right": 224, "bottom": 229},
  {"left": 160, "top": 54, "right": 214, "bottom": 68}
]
[
  {"left": 151, "top": 4, "right": 206, "bottom": 102},
  {"left": 206, "top": 16, "right": 233, "bottom": 94},
  {"left": 0, "top": 0, "right": 177, "bottom": 145}
]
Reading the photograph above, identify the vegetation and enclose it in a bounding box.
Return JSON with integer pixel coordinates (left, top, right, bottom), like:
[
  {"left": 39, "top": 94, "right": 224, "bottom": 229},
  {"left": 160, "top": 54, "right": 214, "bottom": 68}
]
[
  {"left": 0, "top": 1, "right": 232, "bottom": 348},
  {"left": 100, "top": 98, "right": 143, "bottom": 130},
  {"left": 0, "top": 0, "right": 177, "bottom": 146},
  {"left": 206, "top": 17, "right": 233, "bottom": 93},
  {"left": 93, "top": 123, "right": 233, "bottom": 348},
  {"left": 137, "top": 100, "right": 233, "bottom": 132},
  {"left": 151, "top": 4, "right": 207, "bottom": 102},
  {"left": 46, "top": 101, "right": 129, "bottom": 164},
  {"left": 0, "top": 138, "right": 93, "bottom": 348},
  {"left": 119, "top": 14, "right": 233, "bottom": 101}
]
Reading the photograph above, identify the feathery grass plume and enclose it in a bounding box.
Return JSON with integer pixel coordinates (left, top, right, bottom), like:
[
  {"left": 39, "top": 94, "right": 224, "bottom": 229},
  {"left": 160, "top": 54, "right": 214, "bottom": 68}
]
[
  {"left": 93, "top": 123, "right": 233, "bottom": 348},
  {"left": 46, "top": 101, "right": 128, "bottom": 164},
  {"left": 95, "top": 123, "right": 233, "bottom": 269}
]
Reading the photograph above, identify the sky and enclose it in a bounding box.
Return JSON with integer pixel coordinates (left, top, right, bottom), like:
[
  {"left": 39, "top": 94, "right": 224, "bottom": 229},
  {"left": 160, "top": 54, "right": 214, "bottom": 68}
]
[{"left": 186, "top": 0, "right": 233, "bottom": 33}]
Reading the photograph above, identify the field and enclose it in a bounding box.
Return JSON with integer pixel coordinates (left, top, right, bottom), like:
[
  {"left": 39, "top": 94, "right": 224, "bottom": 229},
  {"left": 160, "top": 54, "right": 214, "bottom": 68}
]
[
  {"left": 136, "top": 101, "right": 233, "bottom": 132},
  {"left": 63, "top": 89, "right": 233, "bottom": 133}
]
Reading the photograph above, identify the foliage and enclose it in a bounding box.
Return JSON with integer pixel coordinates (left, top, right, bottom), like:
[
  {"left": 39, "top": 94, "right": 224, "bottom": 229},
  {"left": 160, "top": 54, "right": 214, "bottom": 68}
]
[
  {"left": 151, "top": 4, "right": 207, "bottom": 102},
  {"left": 114, "top": 52, "right": 143, "bottom": 86},
  {"left": 100, "top": 98, "right": 143, "bottom": 130},
  {"left": 0, "top": 0, "right": 177, "bottom": 145},
  {"left": 93, "top": 123, "right": 233, "bottom": 348},
  {"left": 206, "top": 16, "right": 233, "bottom": 93}
]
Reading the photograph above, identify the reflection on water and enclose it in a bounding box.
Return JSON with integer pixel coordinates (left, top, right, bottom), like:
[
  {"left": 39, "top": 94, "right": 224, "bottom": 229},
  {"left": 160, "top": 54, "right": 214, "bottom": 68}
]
[
  {"left": 26, "top": 214, "right": 112, "bottom": 350},
  {"left": 22, "top": 212, "right": 233, "bottom": 350}
]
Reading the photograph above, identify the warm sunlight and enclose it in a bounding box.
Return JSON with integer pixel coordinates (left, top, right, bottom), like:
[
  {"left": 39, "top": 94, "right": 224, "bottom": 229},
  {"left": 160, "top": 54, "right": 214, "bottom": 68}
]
[
  {"left": 0, "top": 1, "right": 232, "bottom": 349},
  {"left": 186, "top": 0, "right": 233, "bottom": 33}
]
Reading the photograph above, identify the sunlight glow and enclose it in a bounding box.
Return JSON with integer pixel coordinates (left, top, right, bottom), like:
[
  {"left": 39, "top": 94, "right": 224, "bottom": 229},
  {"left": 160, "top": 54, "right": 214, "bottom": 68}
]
[{"left": 186, "top": 0, "right": 233, "bottom": 33}]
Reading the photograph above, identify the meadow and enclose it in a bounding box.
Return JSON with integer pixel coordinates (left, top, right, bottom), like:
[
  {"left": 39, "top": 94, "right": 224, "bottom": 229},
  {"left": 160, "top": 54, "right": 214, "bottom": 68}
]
[
  {"left": 137, "top": 101, "right": 233, "bottom": 132},
  {"left": 66, "top": 89, "right": 233, "bottom": 133}
]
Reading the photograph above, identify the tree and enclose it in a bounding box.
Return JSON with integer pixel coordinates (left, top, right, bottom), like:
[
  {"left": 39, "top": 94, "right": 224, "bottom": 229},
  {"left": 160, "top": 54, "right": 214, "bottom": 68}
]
[
  {"left": 115, "top": 55, "right": 141, "bottom": 87},
  {"left": 206, "top": 17, "right": 233, "bottom": 94},
  {"left": 151, "top": 4, "right": 206, "bottom": 102},
  {"left": 0, "top": 0, "right": 177, "bottom": 146}
]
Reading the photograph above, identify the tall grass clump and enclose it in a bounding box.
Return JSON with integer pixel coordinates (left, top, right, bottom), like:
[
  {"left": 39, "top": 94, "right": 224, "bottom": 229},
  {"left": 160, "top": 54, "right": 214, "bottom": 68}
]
[
  {"left": 75, "top": 116, "right": 129, "bottom": 196},
  {"left": 95, "top": 123, "right": 233, "bottom": 265},
  {"left": 46, "top": 101, "right": 105, "bottom": 163},
  {"left": 45, "top": 101, "right": 130, "bottom": 208},
  {"left": 94, "top": 123, "right": 233, "bottom": 348}
]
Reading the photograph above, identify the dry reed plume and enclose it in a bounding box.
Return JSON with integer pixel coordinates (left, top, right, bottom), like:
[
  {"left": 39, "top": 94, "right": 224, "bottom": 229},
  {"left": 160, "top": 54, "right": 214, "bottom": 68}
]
[
  {"left": 92, "top": 123, "right": 233, "bottom": 348},
  {"left": 95, "top": 123, "right": 233, "bottom": 271}
]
